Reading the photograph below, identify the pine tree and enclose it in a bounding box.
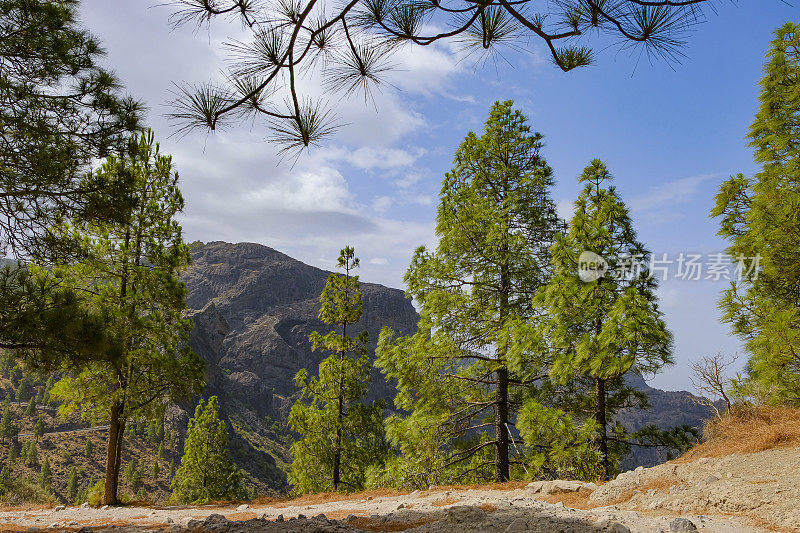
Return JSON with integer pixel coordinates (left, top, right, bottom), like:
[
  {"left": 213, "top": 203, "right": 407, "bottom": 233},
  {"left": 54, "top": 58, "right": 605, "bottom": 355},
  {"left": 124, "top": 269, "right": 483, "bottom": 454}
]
[
  {"left": 0, "top": 464, "right": 10, "bottom": 496},
  {"left": 534, "top": 160, "right": 672, "bottom": 480},
  {"left": 49, "top": 132, "right": 205, "bottom": 504},
  {"left": 712, "top": 22, "right": 800, "bottom": 405},
  {"left": 26, "top": 443, "right": 38, "bottom": 467},
  {"left": 376, "top": 101, "right": 561, "bottom": 484},
  {"left": 152, "top": 461, "right": 159, "bottom": 481},
  {"left": 33, "top": 417, "right": 45, "bottom": 442},
  {"left": 0, "top": 0, "right": 141, "bottom": 364},
  {"left": 67, "top": 466, "right": 79, "bottom": 503},
  {"left": 288, "top": 247, "right": 388, "bottom": 493},
  {"left": 171, "top": 396, "right": 242, "bottom": 503},
  {"left": 124, "top": 459, "right": 143, "bottom": 493},
  {"left": 39, "top": 457, "right": 52, "bottom": 490},
  {"left": 0, "top": 406, "right": 16, "bottom": 443},
  {"left": 25, "top": 399, "right": 36, "bottom": 417}
]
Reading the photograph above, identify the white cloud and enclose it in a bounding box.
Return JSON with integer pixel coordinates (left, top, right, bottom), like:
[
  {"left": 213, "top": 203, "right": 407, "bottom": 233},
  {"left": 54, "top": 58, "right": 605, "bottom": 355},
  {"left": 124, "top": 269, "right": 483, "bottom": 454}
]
[
  {"left": 630, "top": 174, "right": 717, "bottom": 214},
  {"left": 372, "top": 196, "right": 394, "bottom": 213},
  {"left": 556, "top": 199, "right": 576, "bottom": 221},
  {"left": 320, "top": 146, "right": 425, "bottom": 170}
]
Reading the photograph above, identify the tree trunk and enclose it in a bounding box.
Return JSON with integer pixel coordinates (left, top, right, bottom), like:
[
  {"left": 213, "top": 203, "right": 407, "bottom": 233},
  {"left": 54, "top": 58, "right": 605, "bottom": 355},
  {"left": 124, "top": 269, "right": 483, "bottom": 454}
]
[
  {"left": 103, "top": 400, "right": 124, "bottom": 505},
  {"left": 494, "top": 366, "right": 510, "bottom": 482},
  {"left": 333, "top": 425, "right": 341, "bottom": 491},
  {"left": 595, "top": 377, "right": 610, "bottom": 481}
]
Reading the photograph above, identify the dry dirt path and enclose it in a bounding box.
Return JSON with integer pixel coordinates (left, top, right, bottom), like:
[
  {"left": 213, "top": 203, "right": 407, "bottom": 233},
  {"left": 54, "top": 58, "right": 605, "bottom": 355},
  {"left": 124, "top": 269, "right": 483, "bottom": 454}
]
[{"left": 0, "top": 482, "right": 773, "bottom": 533}]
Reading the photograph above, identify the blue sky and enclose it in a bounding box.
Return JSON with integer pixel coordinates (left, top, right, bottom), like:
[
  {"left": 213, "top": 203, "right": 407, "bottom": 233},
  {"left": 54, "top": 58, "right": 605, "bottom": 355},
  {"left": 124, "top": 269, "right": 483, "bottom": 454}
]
[{"left": 80, "top": 1, "right": 797, "bottom": 392}]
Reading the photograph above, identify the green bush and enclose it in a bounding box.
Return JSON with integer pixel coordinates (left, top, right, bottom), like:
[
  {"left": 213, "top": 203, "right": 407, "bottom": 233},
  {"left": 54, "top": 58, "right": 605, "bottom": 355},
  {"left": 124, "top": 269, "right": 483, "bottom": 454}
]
[
  {"left": 0, "top": 476, "right": 57, "bottom": 506},
  {"left": 86, "top": 481, "right": 104, "bottom": 507}
]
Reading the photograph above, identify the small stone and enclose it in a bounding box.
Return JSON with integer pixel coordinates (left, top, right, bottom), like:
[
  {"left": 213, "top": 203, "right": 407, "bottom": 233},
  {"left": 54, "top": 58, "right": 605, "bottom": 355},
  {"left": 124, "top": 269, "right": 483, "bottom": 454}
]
[
  {"left": 409, "top": 490, "right": 420, "bottom": 498},
  {"left": 704, "top": 475, "right": 720, "bottom": 484},
  {"left": 446, "top": 505, "right": 486, "bottom": 524},
  {"left": 203, "top": 514, "right": 230, "bottom": 531},
  {"left": 505, "top": 518, "right": 528, "bottom": 532},
  {"left": 297, "top": 514, "right": 306, "bottom": 519},
  {"left": 100, "top": 505, "right": 108, "bottom": 510},
  {"left": 525, "top": 481, "right": 545, "bottom": 493},
  {"left": 346, "top": 515, "right": 357, "bottom": 522},
  {"left": 276, "top": 514, "right": 284, "bottom": 522},
  {"left": 670, "top": 517, "right": 698, "bottom": 532},
  {"left": 54, "top": 506, "right": 65, "bottom": 512},
  {"left": 236, "top": 503, "right": 250, "bottom": 511},
  {"left": 697, "top": 458, "right": 709, "bottom": 464},
  {"left": 80, "top": 502, "right": 89, "bottom": 509},
  {"left": 608, "top": 523, "right": 630, "bottom": 533},
  {"left": 396, "top": 504, "right": 404, "bottom": 510}
]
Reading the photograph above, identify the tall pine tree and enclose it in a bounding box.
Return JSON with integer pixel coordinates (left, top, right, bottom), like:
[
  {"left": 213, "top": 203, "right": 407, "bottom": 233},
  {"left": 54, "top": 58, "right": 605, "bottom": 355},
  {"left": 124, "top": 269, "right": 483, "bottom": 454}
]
[
  {"left": 712, "top": 22, "right": 800, "bottom": 405},
  {"left": 50, "top": 132, "right": 204, "bottom": 505},
  {"left": 289, "top": 247, "right": 387, "bottom": 493},
  {"left": 377, "top": 101, "right": 561, "bottom": 484},
  {"left": 534, "top": 160, "right": 672, "bottom": 480}
]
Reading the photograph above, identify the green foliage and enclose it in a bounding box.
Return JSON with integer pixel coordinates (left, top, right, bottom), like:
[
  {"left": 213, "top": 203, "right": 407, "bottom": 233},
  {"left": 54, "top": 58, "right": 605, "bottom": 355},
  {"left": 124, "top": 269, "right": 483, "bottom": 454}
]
[
  {"left": 84, "top": 438, "right": 93, "bottom": 459},
  {"left": 517, "top": 400, "right": 601, "bottom": 481},
  {"left": 23, "top": 442, "right": 38, "bottom": 467},
  {"left": 0, "top": 406, "right": 16, "bottom": 443},
  {"left": 533, "top": 159, "right": 673, "bottom": 479},
  {"left": 712, "top": 22, "right": 800, "bottom": 405},
  {"left": 67, "top": 466, "right": 78, "bottom": 503},
  {"left": 0, "top": 0, "right": 141, "bottom": 257},
  {"left": 124, "top": 459, "right": 144, "bottom": 493},
  {"left": 86, "top": 481, "right": 104, "bottom": 507},
  {"left": 171, "top": 396, "right": 243, "bottom": 504},
  {"left": 0, "top": 0, "right": 142, "bottom": 367},
  {"left": 33, "top": 417, "right": 45, "bottom": 442},
  {"left": 48, "top": 131, "right": 205, "bottom": 504},
  {"left": 25, "top": 399, "right": 35, "bottom": 417},
  {"left": 0, "top": 465, "right": 10, "bottom": 497},
  {"left": 289, "top": 247, "right": 388, "bottom": 493},
  {"left": 38, "top": 457, "right": 52, "bottom": 490},
  {"left": 376, "top": 101, "right": 561, "bottom": 485},
  {"left": 0, "top": 475, "right": 57, "bottom": 506}
]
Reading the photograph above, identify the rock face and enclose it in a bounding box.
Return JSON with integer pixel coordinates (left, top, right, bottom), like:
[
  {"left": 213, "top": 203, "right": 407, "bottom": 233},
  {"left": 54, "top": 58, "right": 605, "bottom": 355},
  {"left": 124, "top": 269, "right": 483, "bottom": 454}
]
[
  {"left": 178, "top": 242, "right": 419, "bottom": 490},
  {"left": 177, "top": 241, "right": 716, "bottom": 490}
]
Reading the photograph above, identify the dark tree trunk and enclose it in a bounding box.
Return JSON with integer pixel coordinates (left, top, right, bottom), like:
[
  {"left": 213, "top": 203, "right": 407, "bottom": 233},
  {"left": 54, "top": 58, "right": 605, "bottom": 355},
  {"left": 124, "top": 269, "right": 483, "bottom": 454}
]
[
  {"left": 595, "top": 377, "right": 610, "bottom": 481},
  {"left": 333, "top": 425, "right": 341, "bottom": 490},
  {"left": 495, "top": 366, "right": 510, "bottom": 482},
  {"left": 103, "top": 400, "right": 125, "bottom": 505}
]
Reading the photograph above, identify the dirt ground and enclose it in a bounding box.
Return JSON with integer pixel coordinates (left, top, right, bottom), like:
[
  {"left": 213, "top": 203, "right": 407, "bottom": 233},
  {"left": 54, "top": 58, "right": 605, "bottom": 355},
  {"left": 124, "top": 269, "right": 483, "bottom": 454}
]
[{"left": 0, "top": 459, "right": 787, "bottom": 533}]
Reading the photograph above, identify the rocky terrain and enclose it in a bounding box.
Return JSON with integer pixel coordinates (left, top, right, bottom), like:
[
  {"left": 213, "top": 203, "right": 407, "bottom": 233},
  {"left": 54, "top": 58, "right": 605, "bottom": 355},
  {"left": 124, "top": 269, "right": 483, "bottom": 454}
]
[{"left": 1, "top": 450, "right": 788, "bottom": 533}]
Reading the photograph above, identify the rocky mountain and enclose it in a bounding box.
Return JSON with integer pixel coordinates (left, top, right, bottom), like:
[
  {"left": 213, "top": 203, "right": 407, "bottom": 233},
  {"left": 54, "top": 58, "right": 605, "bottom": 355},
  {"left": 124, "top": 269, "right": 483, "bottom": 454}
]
[
  {"left": 177, "top": 241, "right": 419, "bottom": 491},
  {"left": 177, "top": 241, "right": 716, "bottom": 490}
]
